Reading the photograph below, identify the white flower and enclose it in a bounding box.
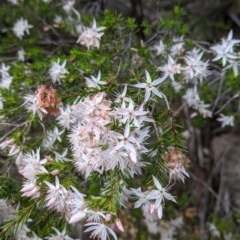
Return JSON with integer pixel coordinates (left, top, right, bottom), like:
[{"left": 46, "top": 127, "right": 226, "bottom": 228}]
[
  {"left": 44, "top": 176, "right": 67, "bottom": 212},
  {"left": 114, "top": 84, "right": 130, "bottom": 103},
  {"left": 183, "top": 51, "right": 209, "bottom": 83},
  {"left": 16, "top": 224, "right": 41, "bottom": 240},
  {"left": 223, "top": 60, "right": 240, "bottom": 77},
  {"left": 148, "top": 176, "right": 176, "bottom": 219},
  {"left": 77, "top": 19, "right": 106, "bottom": 49},
  {"left": 21, "top": 180, "right": 40, "bottom": 198},
  {"left": 217, "top": 114, "right": 234, "bottom": 127},
  {"left": 150, "top": 176, "right": 177, "bottom": 203},
  {"left": 222, "top": 30, "right": 240, "bottom": 52},
  {"left": 0, "top": 75, "right": 12, "bottom": 89},
  {"left": 208, "top": 223, "right": 220, "bottom": 237},
  {"left": 42, "top": 127, "right": 65, "bottom": 149},
  {"left": 152, "top": 40, "right": 165, "bottom": 55},
  {"left": 49, "top": 58, "right": 68, "bottom": 84},
  {"left": 67, "top": 186, "right": 87, "bottom": 224},
  {"left": 133, "top": 70, "right": 165, "bottom": 102},
  {"left": 211, "top": 43, "right": 237, "bottom": 66},
  {"left": 167, "top": 162, "right": 189, "bottom": 183},
  {"left": 171, "top": 36, "right": 185, "bottom": 56},
  {"left": 54, "top": 148, "right": 71, "bottom": 162},
  {"left": 86, "top": 210, "right": 106, "bottom": 223},
  {"left": 110, "top": 121, "right": 140, "bottom": 163},
  {"left": 45, "top": 227, "right": 75, "bottom": 240},
  {"left": 0, "top": 63, "right": 10, "bottom": 78},
  {"left": 157, "top": 56, "right": 181, "bottom": 81},
  {"left": 63, "top": 0, "right": 75, "bottom": 13},
  {"left": 53, "top": 15, "right": 63, "bottom": 27},
  {"left": 130, "top": 187, "right": 152, "bottom": 209},
  {"left": 57, "top": 105, "right": 76, "bottom": 129},
  {"left": 18, "top": 48, "right": 25, "bottom": 61},
  {"left": 0, "top": 63, "right": 12, "bottom": 89},
  {"left": 183, "top": 87, "right": 200, "bottom": 108},
  {"left": 84, "top": 223, "right": 117, "bottom": 240},
  {"left": 171, "top": 81, "right": 182, "bottom": 93},
  {"left": 211, "top": 30, "right": 240, "bottom": 67},
  {"left": 115, "top": 100, "right": 148, "bottom": 127},
  {"left": 19, "top": 149, "right": 48, "bottom": 181},
  {"left": 23, "top": 93, "right": 47, "bottom": 120},
  {"left": 13, "top": 18, "right": 33, "bottom": 39},
  {"left": 196, "top": 101, "right": 212, "bottom": 118},
  {"left": 85, "top": 71, "right": 106, "bottom": 89}
]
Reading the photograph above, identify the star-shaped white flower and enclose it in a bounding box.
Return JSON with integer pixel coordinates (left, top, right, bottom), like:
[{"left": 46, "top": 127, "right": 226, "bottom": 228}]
[
  {"left": 77, "top": 19, "right": 106, "bottom": 49},
  {"left": 130, "top": 187, "right": 152, "bottom": 208},
  {"left": 84, "top": 223, "right": 117, "bottom": 240},
  {"left": 110, "top": 121, "right": 139, "bottom": 163},
  {"left": 157, "top": 56, "right": 181, "bottom": 81},
  {"left": 13, "top": 18, "right": 33, "bottom": 39},
  {"left": 148, "top": 176, "right": 176, "bottom": 218},
  {"left": 152, "top": 40, "right": 165, "bottom": 55},
  {"left": 217, "top": 114, "right": 234, "bottom": 127},
  {"left": 133, "top": 70, "right": 165, "bottom": 102},
  {"left": 49, "top": 58, "right": 68, "bottom": 84},
  {"left": 0, "top": 63, "right": 10, "bottom": 78},
  {"left": 85, "top": 71, "right": 106, "bottom": 89}
]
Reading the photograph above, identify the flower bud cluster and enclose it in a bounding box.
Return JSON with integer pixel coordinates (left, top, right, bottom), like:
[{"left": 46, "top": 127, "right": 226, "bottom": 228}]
[
  {"left": 24, "top": 85, "right": 61, "bottom": 120},
  {"left": 163, "top": 146, "right": 190, "bottom": 183}
]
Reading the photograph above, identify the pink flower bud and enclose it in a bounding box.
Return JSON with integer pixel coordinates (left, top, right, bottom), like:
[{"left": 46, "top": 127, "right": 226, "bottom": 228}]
[
  {"left": 233, "top": 93, "right": 239, "bottom": 99},
  {"left": 157, "top": 205, "right": 163, "bottom": 219},
  {"left": 105, "top": 213, "right": 111, "bottom": 222},
  {"left": 115, "top": 218, "right": 124, "bottom": 232},
  {"left": 190, "top": 112, "right": 197, "bottom": 118},
  {"left": 150, "top": 203, "right": 155, "bottom": 214},
  {"left": 51, "top": 169, "right": 59, "bottom": 175},
  {"left": 45, "top": 156, "right": 53, "bottom": 161}
]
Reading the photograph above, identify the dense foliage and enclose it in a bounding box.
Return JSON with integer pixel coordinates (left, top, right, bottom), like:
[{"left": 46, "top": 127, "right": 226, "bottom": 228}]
[{"left": 0, "top": 1, "right": 240, "bottom": 240}]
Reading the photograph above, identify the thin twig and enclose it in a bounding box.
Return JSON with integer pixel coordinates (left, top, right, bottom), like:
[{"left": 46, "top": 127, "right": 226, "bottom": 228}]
[
  {"left": 211, "top": 71, "right": 225, "bottom": 112},
  {"left": 0, "top": 120, "right": 28, "bottom": 143},
  {"left": 188, "top": 171, "right": 219, "bottom": 200},
  {"left": 194, "top": 41, "right": 212, "bottom": 53},
  {"left": 214, "top": 92, "right": 239, "bottom": 115}
]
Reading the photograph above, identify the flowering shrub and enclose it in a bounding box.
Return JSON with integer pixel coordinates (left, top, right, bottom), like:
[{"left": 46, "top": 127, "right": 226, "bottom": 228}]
[{"left": 0, "top": 1, "right": 240, "bottom": 240}]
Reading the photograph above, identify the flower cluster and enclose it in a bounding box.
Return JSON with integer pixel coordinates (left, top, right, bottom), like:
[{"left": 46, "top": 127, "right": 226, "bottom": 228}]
[
  {"left": 152, "top": 30, "right": 240, "bottom": 122},
  {"left": 24, "top": 85, "right": 61, "bottom": 120},
  {"left": 211, "top": 30, "right": 240, "bottom": 67},
  {"left": 77, "top": 19, "right": 105, "bottom": 49},
  {"left": 0, "top": 63, "right": 12, "bottom": 89},
  {"left": 131, "top": 176, "right": 176, "bottom": 219},
  {"left": 17, "top": 147, "right": 124, "bottom": 240},
  {"left": 163, "top": 146, "right": 190, "bottom": 183},
  {"left": 69, "top": 91, "right": 150, "bottom": 178}
]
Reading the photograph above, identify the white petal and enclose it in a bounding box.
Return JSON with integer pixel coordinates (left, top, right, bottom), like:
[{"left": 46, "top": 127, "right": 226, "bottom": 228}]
[
  {"left": 157, "top": 205, "right": 163, "bottom": 219},
  {"left": 133, "top": 83, "right": 146, "bottom": 88},
  {"left": 144, "top": 90, "right": 151, "bottom": 102},
  {"left": 145, "top": 70, "right": 152, "bottom": 83},
  {"left": 152, "top": 77, "right": 165, "bottom": 85},
  {"left": 152, "top": 176, "right": 162, "bottom": 190},
  {"left": 69, "top": 211, "right": 86, "bottom": 224},
  {"left": 152, "top": 87, "right": 163, "bottom": 98}
]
